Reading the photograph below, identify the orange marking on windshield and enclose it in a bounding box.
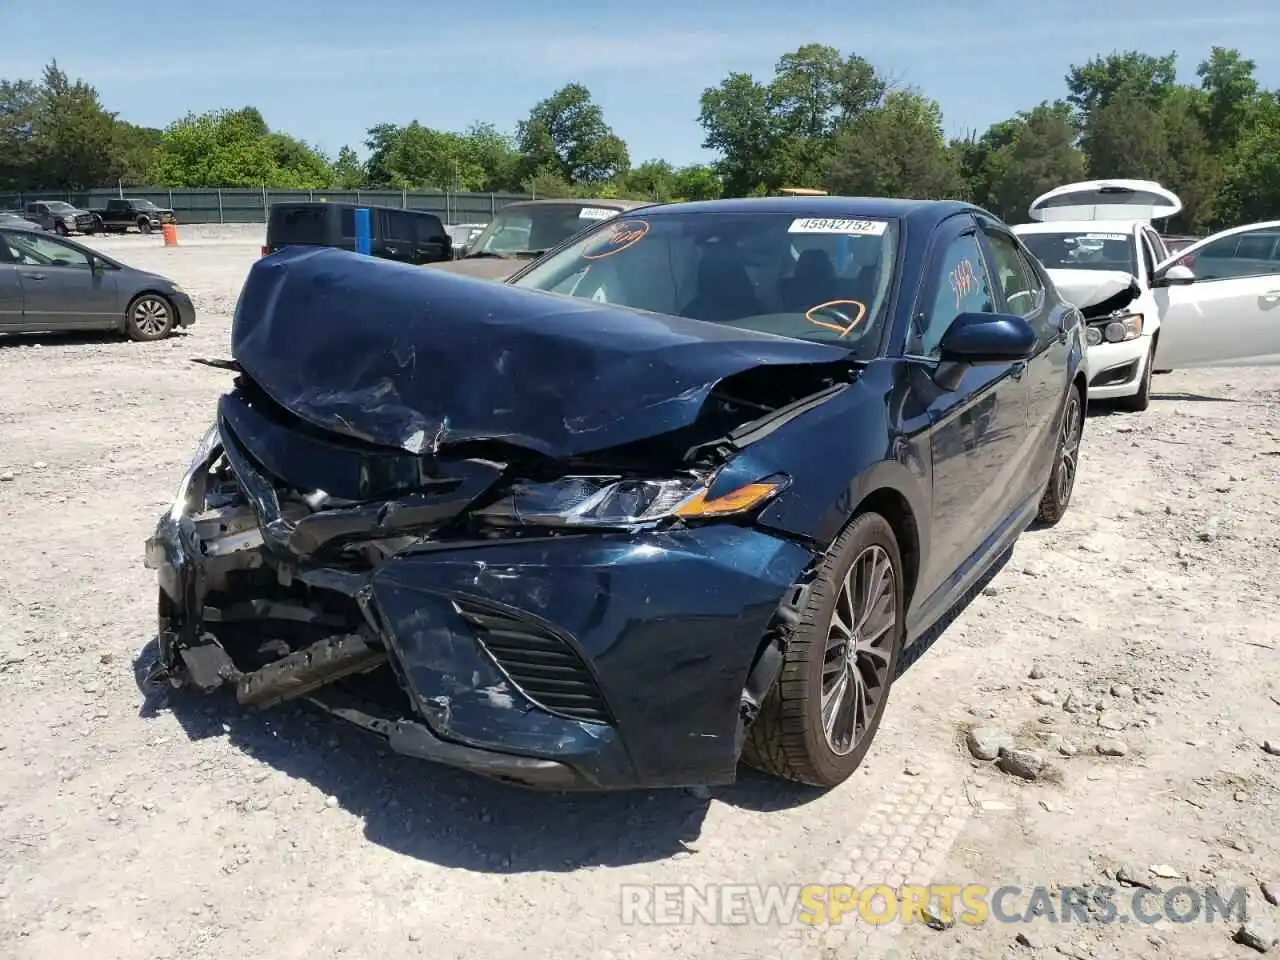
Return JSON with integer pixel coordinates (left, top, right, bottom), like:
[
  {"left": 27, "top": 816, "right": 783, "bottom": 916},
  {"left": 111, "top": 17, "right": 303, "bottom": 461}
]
[
  {"left": 804, "top": 299, "right": 867, "bottom": 337},
  {"left": 582, "top": 219, "right": 650, "bottom": 260},
  {"left": 950, "top": 258, "right": 977, "bottom": 309}
]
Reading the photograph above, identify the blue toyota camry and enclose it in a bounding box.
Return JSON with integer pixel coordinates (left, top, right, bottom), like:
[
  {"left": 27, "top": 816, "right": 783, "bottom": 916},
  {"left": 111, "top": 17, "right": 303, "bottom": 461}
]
[{"left": 144, "top": 196, "right": 1086, "bottom": 791}]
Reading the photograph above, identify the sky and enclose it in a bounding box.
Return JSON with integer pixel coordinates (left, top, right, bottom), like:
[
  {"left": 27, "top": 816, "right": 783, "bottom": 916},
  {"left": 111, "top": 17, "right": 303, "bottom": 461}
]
[{"left": 5, "top": 0, "right": 1280, "bottom": 167}]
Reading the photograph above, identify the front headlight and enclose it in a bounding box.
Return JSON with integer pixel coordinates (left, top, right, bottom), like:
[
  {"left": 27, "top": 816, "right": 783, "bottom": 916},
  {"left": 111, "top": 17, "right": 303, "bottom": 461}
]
[
  {"left": 474, "top": 473, "right": 786, "bottom": 529},
  {"left": 1092, "top": 313, "right": 1143, "bottom": 344},
  {"left": 169, "top": 283, "right": 185, "bottom": 294}
]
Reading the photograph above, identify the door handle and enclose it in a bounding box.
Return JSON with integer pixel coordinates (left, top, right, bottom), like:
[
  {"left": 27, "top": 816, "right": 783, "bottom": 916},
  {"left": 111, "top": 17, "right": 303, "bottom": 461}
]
[
  {"left": 1010, "top": 361, "right": 1026, "bottom": 380},
  {"left": 21, "top": 273, "right": 45, "bottom": 281},
  {"left": 1262, "top": 290, "right": 1280, "bottom": 303}
]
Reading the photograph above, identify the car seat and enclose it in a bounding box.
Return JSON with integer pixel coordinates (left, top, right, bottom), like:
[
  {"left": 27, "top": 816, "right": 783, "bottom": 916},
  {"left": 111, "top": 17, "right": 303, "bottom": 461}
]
[
  {"left": 778, "top": 249, "right": 846, "bottom": 313},
  {"left": 680, "top": 258, "right": 765, "bottom": 323}
]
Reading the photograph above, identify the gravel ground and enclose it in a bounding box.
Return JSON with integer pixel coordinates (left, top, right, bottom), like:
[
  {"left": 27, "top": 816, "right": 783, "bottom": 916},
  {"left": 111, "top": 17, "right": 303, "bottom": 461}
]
[{"left": 1, "top": 228, "right": 1278, "bottom": 960}]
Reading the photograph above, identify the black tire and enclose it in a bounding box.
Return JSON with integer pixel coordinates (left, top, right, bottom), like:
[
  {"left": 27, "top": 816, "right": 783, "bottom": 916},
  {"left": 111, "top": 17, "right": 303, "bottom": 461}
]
[
  {"left": 124, "top": 294, "right": 175, "bottom": 342},
  {"left": 54, "top": 222, "right": 68, "bottom": 236},
  {"left": 743, "top": 512, "right": 906, "bottom": 788},
  {"left": 138, "top": 217, "right": 152, "bottom": 234},
  {"left": 1114, "top": 340, "right": 1154, "bottom": 413},
  {"left": 1036, "top": 382, "right": 1084, "bottom": 526}
]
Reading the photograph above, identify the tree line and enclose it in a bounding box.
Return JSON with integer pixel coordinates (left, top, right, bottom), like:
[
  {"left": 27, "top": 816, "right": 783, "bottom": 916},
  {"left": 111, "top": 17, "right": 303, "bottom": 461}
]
[{"left": 2, "top": 47, "right": 1277, "bottom": 232}]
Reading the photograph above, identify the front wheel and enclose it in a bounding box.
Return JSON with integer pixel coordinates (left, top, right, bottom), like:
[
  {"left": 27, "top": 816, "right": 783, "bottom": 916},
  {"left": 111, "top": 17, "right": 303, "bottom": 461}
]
[
  {"left": 54, "top": 222, "right": 68, "bottom": 236},
  {"left": 138, "top": 218, "right": 152, "bottom": 234},
  {"left": 743, "top": 512, "right": 905, "bottom": 788},
  {"left": 125, "top": 294, "right": 175, "bottom": 341},
  {"left": 1036, "top": 383, "right": 1084, "bottom": 526},
  {"left": 1114, "top": 340, "right": 1154, "bottom": 413}
]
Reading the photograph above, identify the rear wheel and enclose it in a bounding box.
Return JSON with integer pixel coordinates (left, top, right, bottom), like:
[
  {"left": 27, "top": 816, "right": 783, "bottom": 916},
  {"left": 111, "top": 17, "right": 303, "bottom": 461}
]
[
  {"left": 743, "top": 512, "right": 905, "bottom": 787},
  {"left": 1036, "top": 383, "right": 1084, "bottom": 526},
  {"left": 125, "top": 294, "right": 175, "bottom": 341}
]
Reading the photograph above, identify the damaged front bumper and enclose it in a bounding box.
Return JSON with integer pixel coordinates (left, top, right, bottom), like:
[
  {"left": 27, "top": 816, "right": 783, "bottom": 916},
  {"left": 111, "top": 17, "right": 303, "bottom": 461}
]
[{"left": 144, "top": 417, "right": 813, "bottom": 790}]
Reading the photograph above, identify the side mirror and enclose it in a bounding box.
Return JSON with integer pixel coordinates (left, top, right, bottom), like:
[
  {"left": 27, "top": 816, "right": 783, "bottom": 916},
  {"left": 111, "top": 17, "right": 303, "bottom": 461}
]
[
  {"left": 1154, "top": 263, "right": 1195, "bottom": 286},
  {"left": 938, "top": 312, "right": 1036, "bottom": 364},
  {"left": 456, "top": 245, "right": 469, "bottom": 259}
]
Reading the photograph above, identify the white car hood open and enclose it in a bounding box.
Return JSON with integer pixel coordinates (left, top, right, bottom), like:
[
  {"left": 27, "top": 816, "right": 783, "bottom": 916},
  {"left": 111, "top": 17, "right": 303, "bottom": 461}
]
[{"left": 1047, "top": 268, "right": 1140, "bottom": 312}]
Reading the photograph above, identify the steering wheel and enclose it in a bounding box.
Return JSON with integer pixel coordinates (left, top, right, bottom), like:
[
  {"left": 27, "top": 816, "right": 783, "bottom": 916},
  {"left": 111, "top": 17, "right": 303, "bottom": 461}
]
[{"left": 804, "top": 299, "right": 867, "bottom": 338}]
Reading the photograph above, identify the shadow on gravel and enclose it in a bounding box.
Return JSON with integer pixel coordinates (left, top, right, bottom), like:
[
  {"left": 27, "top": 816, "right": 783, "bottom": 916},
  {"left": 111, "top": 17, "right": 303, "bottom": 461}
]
[
  {"left": 896, "top": 547, "right": 1010, "bottom": 675},
  {"left": 0, "top": 330, "right": 191, "bottom": 349},
  {"left": 129, "top": 638, "right": 828, "bottom": 872},
  {"left": 126, "top": 547, "right": 1011, "bottom": 871},
  {"left": 1151, "top": 391, "right": 1239, "bottom": 403}
]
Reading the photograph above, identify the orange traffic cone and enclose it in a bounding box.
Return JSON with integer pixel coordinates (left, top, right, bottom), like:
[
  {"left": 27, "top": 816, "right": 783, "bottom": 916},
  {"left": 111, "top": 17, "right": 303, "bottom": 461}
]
[{"left": 162, "top": 223, "right": 179, "bottom": 246}]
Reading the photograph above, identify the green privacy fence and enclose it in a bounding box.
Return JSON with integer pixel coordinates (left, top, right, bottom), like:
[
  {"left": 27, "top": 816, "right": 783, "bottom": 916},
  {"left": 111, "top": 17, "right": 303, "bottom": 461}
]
[{"left": 0, "top": 187, "right": 534, "bottom": 225}]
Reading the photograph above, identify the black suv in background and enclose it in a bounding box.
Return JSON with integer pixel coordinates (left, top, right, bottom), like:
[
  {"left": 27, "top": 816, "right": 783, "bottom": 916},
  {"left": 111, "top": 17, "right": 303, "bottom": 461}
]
[{"left": 263, "top": 203, "right": 453, "bottom": 265}]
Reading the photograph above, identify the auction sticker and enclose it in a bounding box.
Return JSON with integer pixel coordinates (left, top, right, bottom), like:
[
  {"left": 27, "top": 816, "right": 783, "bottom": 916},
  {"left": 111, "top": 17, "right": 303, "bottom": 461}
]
[
  {"left": 1081, "top": 233, "right": 1127, "bottom": 241},
  {"left": 788, "top": 217, "right": 888, "bottom": 236},
  {"left": 582, "top": 219, "right": 650, "bottom": 260},
  {"left": 578, "top": 207, "right": 616, "bottom": 220}
]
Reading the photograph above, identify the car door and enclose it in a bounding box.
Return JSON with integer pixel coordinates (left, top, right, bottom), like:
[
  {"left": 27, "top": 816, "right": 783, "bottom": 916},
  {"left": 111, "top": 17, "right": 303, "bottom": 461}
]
[
  {"left": 2, "top": 230, "right": 120, "bottom": 328},
  {"left": 1151, "top": 221, "right": 1280, "bottom": 367},
  {"left": 978, "top": 220, "right": 1066, "bottom": 493},
  {"left": 0, "top": 239, "right": 22, "bottom": 330},
  {"left": 909, "top": 214, "right": 1030, "bottom": 613}
]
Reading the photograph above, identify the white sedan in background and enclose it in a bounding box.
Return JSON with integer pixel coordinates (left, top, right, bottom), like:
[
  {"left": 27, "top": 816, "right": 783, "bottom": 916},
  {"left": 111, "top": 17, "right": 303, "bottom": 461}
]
[{"left": 1013, "top": 179, "right": 1280, "bottom": 411}]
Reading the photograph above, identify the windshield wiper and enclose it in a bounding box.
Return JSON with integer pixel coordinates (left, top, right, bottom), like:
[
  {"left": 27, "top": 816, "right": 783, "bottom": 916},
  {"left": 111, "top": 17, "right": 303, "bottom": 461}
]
[
  {"left": 517, "top": 249, "right": 549, "bottom": 259},
  {"left": 464, "top": 251, "right": 513, "bottom": 260}
]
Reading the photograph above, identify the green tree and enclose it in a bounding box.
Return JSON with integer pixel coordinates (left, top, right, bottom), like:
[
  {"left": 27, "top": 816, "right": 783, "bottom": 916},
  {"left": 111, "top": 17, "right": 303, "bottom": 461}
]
[
  {"left": 461, "top": 122, "right": 521, "bottom": 192},
  {"left": 823, "top": 89, "right": 961, "bottom": 199},
  {"left": 516, "top": 83, "right": 629, "bottom": 185},
  {"left": 698, "top": 45, "right": 886, "bottom": 196},
  {"left": 670, "top": 163, "right": 722, "bottom": 200},
  {"left": 148, "top": 109, "right": 279, "bottom": 186},
  {"left": 1196, "top": 47, "right": 1258, "bottom": 151},
  {"left": 112, "top": 123, "right": 163, "bottom": 185},
  {"left": 961, "top": 102, "right": 1086, "bottom": 222},
  {"left": 0, "top": 79, "right": 42, "bottom": 189},
  {"left": 29, "top": 61, "right": 121, "bottom": 190},
  {"left": 330, "top": 145, "right": 365, "bottom": 189},
  {"left": 1066, "top": 51, "right": 1178, "bottom": 119},
  {"left": 697, "top": 72, "right": 775, "bottom": 195},
  {"left": 1218, "top": 92, "right": 1280, "bottom": 225}
]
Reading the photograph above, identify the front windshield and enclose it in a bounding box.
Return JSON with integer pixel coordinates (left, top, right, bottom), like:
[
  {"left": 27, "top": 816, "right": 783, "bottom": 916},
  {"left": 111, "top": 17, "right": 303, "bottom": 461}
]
[
  {"left": 1019, "top": 231, "right": 1136, "bottom": 273},
  {"left": 510, "top": 210, "right": 899, "bottom": 357},
  {"left": 467, "top": 203, "right": 620, "bottom": 257},
  {"left": 46, "top": 202, "right": 75, "bottom": 213}
]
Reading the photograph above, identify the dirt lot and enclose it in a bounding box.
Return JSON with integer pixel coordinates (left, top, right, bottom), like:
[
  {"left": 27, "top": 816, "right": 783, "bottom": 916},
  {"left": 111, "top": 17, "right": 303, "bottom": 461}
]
[{"left": 1, "top": 226, "right": 1277, "bottom": 960}]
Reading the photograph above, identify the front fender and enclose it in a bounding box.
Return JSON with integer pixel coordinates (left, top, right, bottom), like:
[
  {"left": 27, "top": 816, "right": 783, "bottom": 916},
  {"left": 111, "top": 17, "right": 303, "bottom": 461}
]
[{"left": 721, "top": 364, "right": 932, "bottom": 552}]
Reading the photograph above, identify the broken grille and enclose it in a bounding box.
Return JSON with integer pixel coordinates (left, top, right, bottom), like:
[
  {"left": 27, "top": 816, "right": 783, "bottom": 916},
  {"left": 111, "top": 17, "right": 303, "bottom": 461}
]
[{"left": 453, "top": 597, "right": 612, "bottom": 725}]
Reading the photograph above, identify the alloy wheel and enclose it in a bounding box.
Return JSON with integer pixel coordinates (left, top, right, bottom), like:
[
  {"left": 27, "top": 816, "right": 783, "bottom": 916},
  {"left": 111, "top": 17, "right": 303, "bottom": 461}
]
[
  {"left": 1055, "top": 389, "right": 1083, "bottom": 505},
  {"left": 820, "top": 544, "right": 898, "bottom": 756},
  {"left": 133, "top": 297, "right": 171, "bottom": 337}
]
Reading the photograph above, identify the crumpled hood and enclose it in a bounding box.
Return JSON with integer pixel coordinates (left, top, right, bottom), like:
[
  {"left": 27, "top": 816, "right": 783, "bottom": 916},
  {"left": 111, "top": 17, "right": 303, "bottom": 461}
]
[
  {"left": 231, "top": 246, "right": 851, "bottom": 458},
  {"left": 424, "top": 256, "right": 521, "bottom": 281},
  {"left": 1046, "top": 268, "right": 1141, "bottom": 314}
]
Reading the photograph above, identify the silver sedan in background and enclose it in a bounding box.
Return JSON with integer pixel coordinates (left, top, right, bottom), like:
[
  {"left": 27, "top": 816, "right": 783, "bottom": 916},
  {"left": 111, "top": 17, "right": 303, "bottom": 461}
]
[{"left": 0, "top": 224, "right": 195, "bottom": 341}]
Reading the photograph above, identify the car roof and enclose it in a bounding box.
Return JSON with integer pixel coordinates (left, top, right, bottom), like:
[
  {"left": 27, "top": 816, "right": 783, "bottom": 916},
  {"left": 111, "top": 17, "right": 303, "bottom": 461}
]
[
  {"left": 625, "top": 195, "right": 981, "bottom": 228},
  {"left": 1011, "top": 220, "right": 1141, "bottom": 235},
  {"left": 500, "top": 198, "right": 649, "bottom": 210}
]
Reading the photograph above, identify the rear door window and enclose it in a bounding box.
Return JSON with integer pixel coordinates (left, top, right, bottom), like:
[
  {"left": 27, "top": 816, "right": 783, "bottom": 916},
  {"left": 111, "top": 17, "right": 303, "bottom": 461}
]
[{"left": 270, "top": 207, "right": 331, "bottom": 245}]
